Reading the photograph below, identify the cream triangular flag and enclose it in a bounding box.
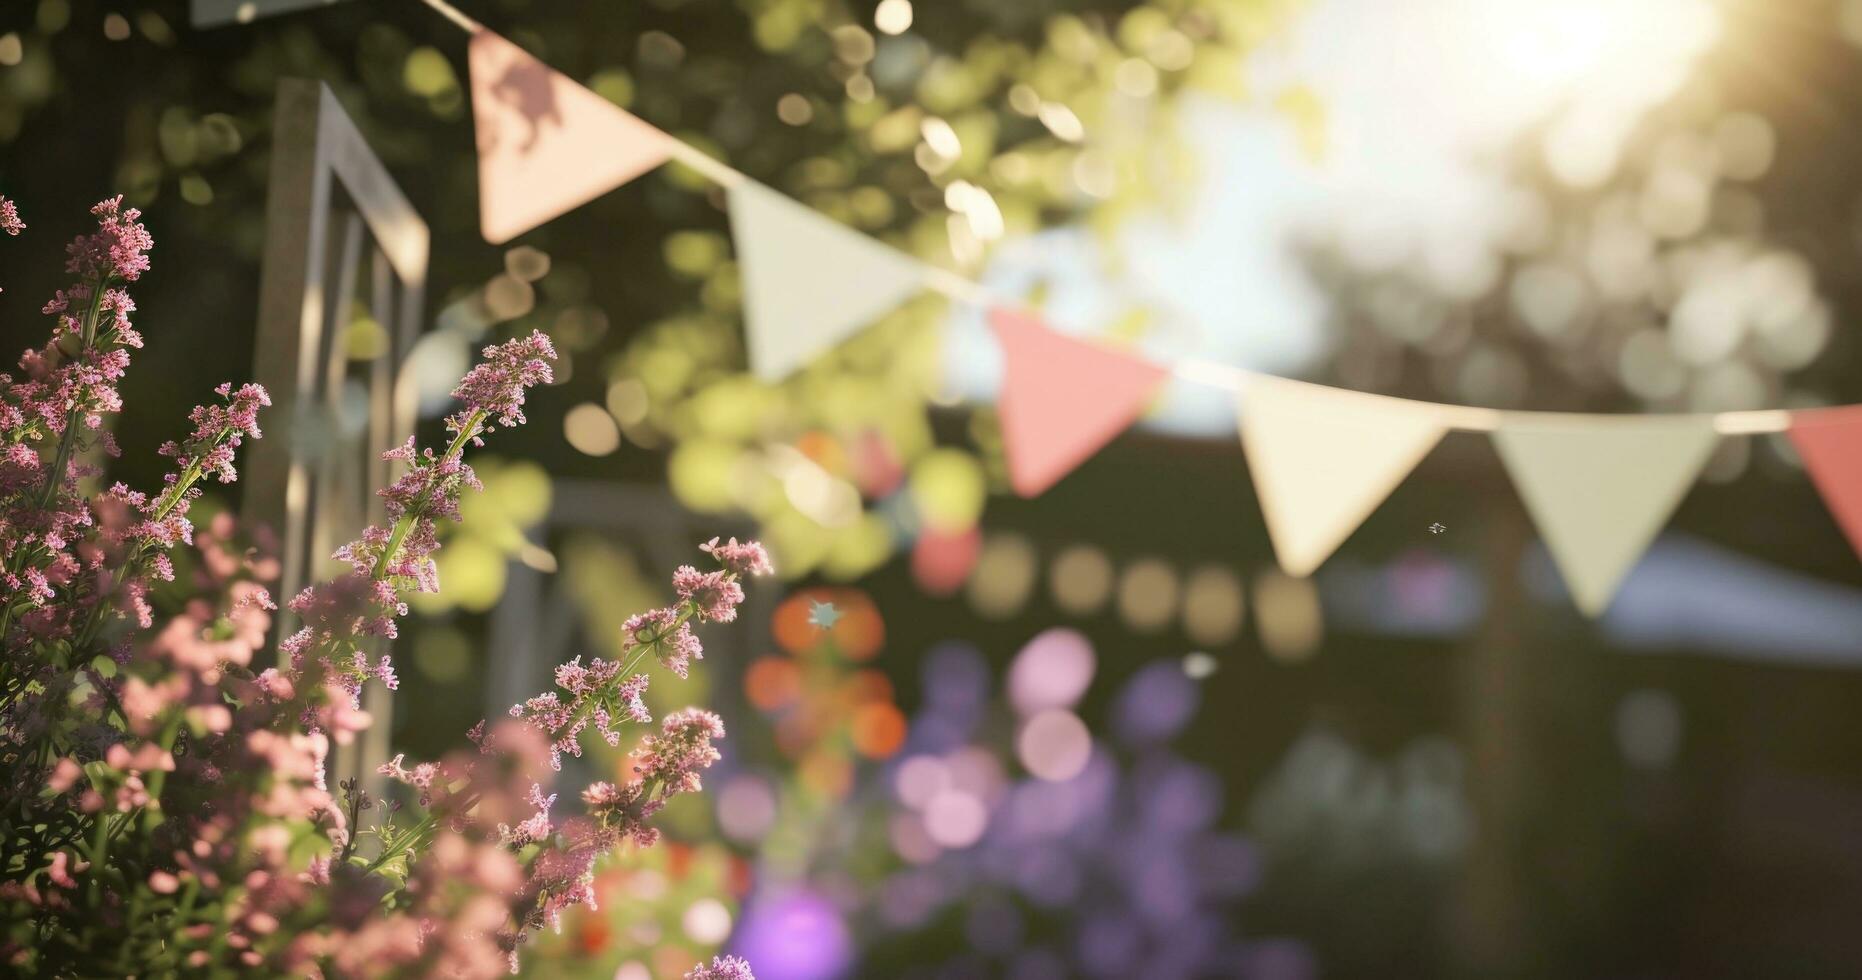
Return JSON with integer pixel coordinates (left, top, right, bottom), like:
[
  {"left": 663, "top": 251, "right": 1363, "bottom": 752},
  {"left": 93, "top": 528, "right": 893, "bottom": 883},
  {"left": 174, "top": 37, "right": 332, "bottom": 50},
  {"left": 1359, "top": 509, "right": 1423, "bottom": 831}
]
[
  {"left": 1494, "top": 416, "right": 1719, "bottom": 616},
  {"left": 1238, "top": 379, "right": 1447, "bottom": 577},
  {"left": 728, "top": 181, "right": 927, "bottom": 381},
  {"left": 469, "top": 30, "right": 675, "bottom": 244}
]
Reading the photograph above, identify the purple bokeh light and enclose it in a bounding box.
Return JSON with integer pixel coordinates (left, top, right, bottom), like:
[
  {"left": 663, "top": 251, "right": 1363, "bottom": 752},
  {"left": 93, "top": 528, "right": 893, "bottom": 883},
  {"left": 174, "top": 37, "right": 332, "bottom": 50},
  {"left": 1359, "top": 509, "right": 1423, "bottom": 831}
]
[{"left": 731, "top": 888, "right": 853, "bottom": 980}]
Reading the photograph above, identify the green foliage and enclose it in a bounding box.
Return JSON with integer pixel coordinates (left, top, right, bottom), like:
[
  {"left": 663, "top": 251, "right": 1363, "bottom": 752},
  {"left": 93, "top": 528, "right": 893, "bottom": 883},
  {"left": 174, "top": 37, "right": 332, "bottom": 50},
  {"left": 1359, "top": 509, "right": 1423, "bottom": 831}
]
[{"left": 0, "top": 0, "right": 1294, "bottom": 587}]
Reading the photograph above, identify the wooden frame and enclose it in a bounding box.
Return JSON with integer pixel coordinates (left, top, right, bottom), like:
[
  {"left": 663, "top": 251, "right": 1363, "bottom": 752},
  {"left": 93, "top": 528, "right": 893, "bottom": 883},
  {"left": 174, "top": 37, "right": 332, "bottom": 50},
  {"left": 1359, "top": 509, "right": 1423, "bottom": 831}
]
[
  {"left": 189, "top": 0, "right": 349, "bottom": 28},
  {"left": 244, "top": 79, "right": 429, "bottom": 800}
]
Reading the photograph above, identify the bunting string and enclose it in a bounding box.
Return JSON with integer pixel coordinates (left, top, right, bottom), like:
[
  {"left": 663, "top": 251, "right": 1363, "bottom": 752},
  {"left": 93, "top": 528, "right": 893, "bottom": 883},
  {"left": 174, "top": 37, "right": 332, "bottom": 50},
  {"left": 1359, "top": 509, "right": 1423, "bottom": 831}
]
[
  {"left": 419, "top": 0, "right": 1809, "bottom": 437},
  {"left": 414, "top": 0, "right": 1862, "bottom": 616}
]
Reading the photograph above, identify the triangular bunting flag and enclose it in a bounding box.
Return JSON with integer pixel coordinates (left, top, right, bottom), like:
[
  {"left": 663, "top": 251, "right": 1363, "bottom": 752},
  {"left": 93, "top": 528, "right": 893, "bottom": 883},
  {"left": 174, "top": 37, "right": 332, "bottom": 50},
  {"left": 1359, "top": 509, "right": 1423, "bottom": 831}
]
[
  {"left": 1238, "top": 379, "right": 1446, "bottom": 577},
  {"left": 1788, "top": 405, "right": 1862, "bottom": 560},
  {"left": 729, "top": 181, "right": 927, "bottom": 381},
  {"left": 1493, "top": 416, "right": 1719, "bottom": 616},
  {"left": 469, "top": 30, "right": 674, "bottom": 244},
  {"left": 991, "top": 308, "right": 1170, "bottom": 497}
]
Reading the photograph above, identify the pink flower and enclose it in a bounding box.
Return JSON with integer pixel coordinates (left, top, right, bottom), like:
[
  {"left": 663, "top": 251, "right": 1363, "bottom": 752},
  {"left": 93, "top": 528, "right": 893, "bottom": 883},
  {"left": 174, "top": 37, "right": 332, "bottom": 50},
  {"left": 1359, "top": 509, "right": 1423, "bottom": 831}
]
[
  {"left": 634, "top": 708, "right": 725, "bottom": 796},
  {"left": 687, "top": 955, "right": 756, "bottom": 980},
  {"left": 448, "top": 330, "right": 556, "bottom": 441},
  {"left": 0, "top": 195, "right": 23, "bottom": 236},
  {"left": 65, "top": 195, "right": 152, "bottom": 281},
  {"left": 673, "top": 565, "right": 745, "bottom": 623},
  {"left": 700, "top": 536, "right": 773, "bottom": 577}
]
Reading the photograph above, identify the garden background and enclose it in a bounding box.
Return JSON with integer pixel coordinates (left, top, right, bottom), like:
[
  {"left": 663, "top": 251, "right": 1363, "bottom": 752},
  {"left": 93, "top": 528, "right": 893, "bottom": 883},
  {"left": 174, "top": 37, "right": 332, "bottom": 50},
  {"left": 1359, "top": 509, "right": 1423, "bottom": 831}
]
[{"left": 5, "top": 0, "right": 1862, "bottom": 977}]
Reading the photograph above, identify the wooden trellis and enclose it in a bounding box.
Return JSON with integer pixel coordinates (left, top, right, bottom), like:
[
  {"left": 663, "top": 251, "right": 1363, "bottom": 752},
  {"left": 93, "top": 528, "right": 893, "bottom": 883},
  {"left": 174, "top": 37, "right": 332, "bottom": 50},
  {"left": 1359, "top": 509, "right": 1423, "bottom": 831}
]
[
  {"left": 243, "top": 79, "right": 429, "bottom": 802},
  {"left": 189, "top": 0, "right": 350, "bottom": 28}
]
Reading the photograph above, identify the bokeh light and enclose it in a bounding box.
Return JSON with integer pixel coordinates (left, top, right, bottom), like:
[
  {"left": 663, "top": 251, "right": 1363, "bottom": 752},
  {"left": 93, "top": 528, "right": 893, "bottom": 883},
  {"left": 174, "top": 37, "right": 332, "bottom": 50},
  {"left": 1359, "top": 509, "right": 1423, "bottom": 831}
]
[
  {"left": 1049, "top": 544, "right": 1115, "bottom": 615},
  {"left": 894, "top": 754, "right": 950, "bottom": 810},
  {"left": 1182, "top": 564, "right": 1246, "bottom": 645},
  {"left": 682, "top": 898, "right": 733, "bottom": 945},
  {"left": 1016, "top": 710, "right": 1093, "bottom": 782},
  {"left": 923, "top": 790, "right": 989, "bottom": 848},
  {"left": 1253, "top": 571, "right": 1323, "bottom": 662},
  {"left": 732, "top": 890, "right": 853, "bottom": 980},
  {"left": 562, "top": 402, "right": 621, "bottom": 456},
  {"left": 717, "top": 775, "right": 778, "bottom": 843},
  {"left": 1007, "top": 628, "right": 1096, "bottom": 716},
  {"left": 1116, "top": 558, "right": 1180, "bottom": 632},
  {"left": 1114, "top": 660, "right": 1202, "bottom": 745},
  {"left": 910, "top": 525, "right": 981, "bottom": 597},
  {"left": 773, "top": 588, "right": 884, "bottom": 659},
  {"left": 966, "top": 532, "right": 1038, "bottom": 620}
]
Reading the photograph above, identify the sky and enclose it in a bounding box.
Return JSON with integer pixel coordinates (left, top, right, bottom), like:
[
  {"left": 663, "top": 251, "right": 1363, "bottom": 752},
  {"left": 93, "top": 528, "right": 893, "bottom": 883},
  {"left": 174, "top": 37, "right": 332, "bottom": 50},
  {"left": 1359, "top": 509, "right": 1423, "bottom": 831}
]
[{"left": 948, "top": 0, "right": 1722, "bottom": 436}]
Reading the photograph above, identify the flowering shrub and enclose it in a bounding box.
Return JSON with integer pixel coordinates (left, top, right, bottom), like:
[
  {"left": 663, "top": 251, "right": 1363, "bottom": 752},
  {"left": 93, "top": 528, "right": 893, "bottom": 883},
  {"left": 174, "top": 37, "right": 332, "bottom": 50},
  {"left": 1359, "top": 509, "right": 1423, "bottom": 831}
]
[{"left": 0, "top": 196, "right": 763, "bottom": 979}]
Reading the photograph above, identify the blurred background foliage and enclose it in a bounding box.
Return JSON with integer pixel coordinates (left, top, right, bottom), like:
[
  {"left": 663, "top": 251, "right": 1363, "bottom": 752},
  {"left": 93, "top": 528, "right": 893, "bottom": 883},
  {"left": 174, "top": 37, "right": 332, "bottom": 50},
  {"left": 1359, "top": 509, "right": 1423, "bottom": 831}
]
[
  {"left": 0, "top": 0, "right": 1302, "bottom": 594},
  {"left": 12, "top": 1, "right": 1862, "bottom": 979}
]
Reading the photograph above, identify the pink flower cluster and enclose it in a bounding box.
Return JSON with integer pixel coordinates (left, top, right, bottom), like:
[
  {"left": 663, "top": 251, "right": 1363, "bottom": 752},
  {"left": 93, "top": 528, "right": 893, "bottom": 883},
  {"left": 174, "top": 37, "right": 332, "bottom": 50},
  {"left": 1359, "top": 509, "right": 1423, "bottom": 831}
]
[
  {"left": 688, "top": 955, "right": 757, "bottom": 980},
  {"left": 702, "top": 535, "right": 776, "bottom": 577},
  {"left": 1, "top": 198, "right": 159, "bottom": 629},
  {"left": 159, "top": 381, "right": 270, "bottom": 484},
  {"left": 578, "top": 707, "right": 727, "bottom": 850},
  {"left": 0, "top": 196, "right": 764, "bottom": 980},
  {"left": 508, "top": 657, "right": 651, "bottom": 770},
  {"left": 0, "top": 196, "right": 22, "bottom": 237},
  {"left": 382, "top": 539, "right": 769, "bottom": 960},
  {"left": 64, "top": 195, "right": 153, "bottom": 282},
  {"left": 448, "top": 329, "right": 556, "bottom": 443}
]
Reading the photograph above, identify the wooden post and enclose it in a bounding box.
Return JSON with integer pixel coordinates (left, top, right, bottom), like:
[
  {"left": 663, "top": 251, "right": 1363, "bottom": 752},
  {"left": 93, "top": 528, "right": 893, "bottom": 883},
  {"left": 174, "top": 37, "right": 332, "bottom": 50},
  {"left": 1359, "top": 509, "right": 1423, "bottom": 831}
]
[
  {"left": 189, "top": 0, "right": 349, "bottom": 28},
  {"left": 244, "top": 79, "right": 429, "bottom": 810}
]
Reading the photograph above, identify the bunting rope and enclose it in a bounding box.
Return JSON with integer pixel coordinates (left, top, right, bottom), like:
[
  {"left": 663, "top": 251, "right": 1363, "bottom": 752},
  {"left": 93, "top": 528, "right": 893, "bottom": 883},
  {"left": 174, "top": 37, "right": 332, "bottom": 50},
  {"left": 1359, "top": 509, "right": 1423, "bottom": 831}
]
[
  {"left": 411, "top": 0, "right": 1862, "bottom": 616},
  {"left": 417, "top": 0, "right": 1809, "bottom": 437}
]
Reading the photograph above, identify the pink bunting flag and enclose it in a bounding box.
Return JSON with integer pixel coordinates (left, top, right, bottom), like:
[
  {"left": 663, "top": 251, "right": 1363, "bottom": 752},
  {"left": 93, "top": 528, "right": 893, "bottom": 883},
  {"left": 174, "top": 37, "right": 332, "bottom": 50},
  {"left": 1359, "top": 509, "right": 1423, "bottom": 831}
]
[
  {"left": 1789, "top": 405, "right": 1862, "bottom": 559},
  {"left": 469, "top": 30, "right": 674, "bottom": 244},
  {"left": 991, "top": 308, "right": 1170, "bottom": 498}
]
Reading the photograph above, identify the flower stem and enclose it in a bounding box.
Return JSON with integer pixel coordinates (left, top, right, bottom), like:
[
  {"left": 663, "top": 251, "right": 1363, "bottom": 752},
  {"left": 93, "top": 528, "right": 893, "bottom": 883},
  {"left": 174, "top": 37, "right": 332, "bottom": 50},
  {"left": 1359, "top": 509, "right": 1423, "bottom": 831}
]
[
  {"left": 34, "top": 279, "right": 109, "bottom": 514},
  {"left": 371, "top": 409, "right": 484, "bottom": 583}
]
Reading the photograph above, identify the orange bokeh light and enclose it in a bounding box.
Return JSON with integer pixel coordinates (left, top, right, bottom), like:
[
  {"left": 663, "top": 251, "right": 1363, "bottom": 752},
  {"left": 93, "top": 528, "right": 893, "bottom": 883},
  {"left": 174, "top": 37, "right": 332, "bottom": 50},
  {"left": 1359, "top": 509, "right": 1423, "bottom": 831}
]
[
  {"left": 772, "top": 587, "right": 884, "bottom": 659},
  {"left": 744, "top": 656, "right": 803, "bottom": 711},
  {"left": 842, "top": 669, "right": 894, "bottom": 706},
  {"left": 574, "top": 913, "right": 611, "bottom": 955},
  {"left": 799, "top": 750, "right": 854, "bottom": 798},
  {"left": 850, "top": 702, "right": 907, "bottom": 759},
  {"left": 796, "top": 430, "right": 848, "bottom": 475}
]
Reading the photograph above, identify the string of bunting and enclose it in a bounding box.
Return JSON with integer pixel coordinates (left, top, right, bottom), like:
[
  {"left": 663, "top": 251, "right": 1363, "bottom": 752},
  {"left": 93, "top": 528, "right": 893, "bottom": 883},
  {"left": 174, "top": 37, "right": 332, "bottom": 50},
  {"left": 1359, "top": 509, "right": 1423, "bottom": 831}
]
[{"left": 422, "top": 0, "right": 1862, "bottom": 617}]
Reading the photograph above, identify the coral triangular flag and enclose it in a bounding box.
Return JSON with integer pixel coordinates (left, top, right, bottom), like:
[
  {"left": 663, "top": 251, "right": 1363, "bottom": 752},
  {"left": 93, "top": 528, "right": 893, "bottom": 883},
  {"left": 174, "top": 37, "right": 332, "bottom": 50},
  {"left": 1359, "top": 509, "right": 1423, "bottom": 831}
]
[
  {"left": 991, "top": 308, "right": 1170, "bottom": 497},
  {"left": 729, "top": 181, "right": 927, "bottom": 381},
  {"left": 469, "top": 30, "right": 674, "bottom": 244},
  {"left": 1789, "top": 405, "right": 1862, "bottom": 560},
  {"left": 1238, "top": 379, "right": 1446, "bottom": 577},
  {"left": 1494, "top": 416, "right": 1719, "bottom": 616}
]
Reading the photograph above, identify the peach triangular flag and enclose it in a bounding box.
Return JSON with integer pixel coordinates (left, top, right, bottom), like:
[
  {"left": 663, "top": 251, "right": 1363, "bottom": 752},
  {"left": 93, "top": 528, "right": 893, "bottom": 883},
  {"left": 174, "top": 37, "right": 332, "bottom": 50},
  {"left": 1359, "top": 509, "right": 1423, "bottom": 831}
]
[
  {"left": 991, "top": 308, "right": 1170, "bottom": 497},
  {"left": 469, "top": 30, "right": 674, "bottom": 244},
  {"left": 728, "top": 181, "right": 927, "bottom": 381},
  {"left": 1789, "top": 405, "right": 1862, "bottom": 560},
  {"left": 1494, "top": 416, "right": 1719, "bottom": 617},
  {"left": 1238, "top": 379, "right": 1446, "bottom": 577}
]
